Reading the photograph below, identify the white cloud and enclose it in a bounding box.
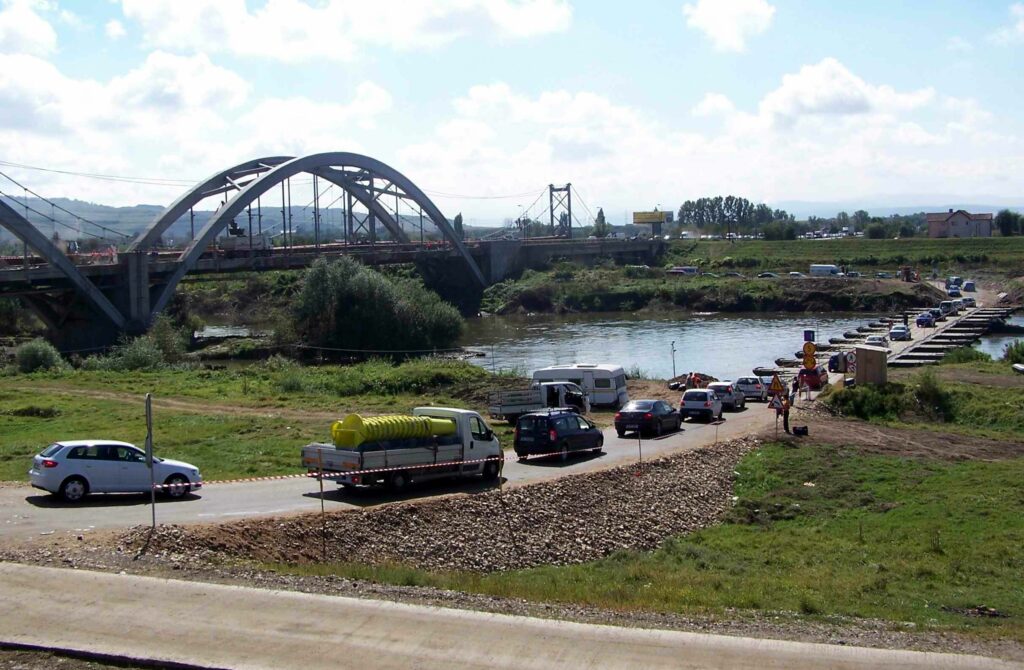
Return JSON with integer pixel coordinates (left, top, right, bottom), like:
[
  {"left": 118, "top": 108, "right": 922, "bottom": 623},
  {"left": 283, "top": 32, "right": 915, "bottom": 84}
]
[
  {"left": 120, "top": 0, "right": 572, "bottom": 63},
  {"left": 691, "top": 92, "right": 735, "bottom": 117},
  {"left": 759, "top": 57, "right": 934, "bottom": 126},
  {"left": 991, "top": 2, "right": 1024, "bottom": 44},
  {"left": 682, "top": 0, "right": 774, "bottom": 52},
  {"left": 946, "top": 35, "right": 973, "bottom": 53},
  {"left": 0, "top": 0, "right": 57, "bottom": 56},
  {"left": 105, "top": 19, "right": 125, "bottom": 39}
]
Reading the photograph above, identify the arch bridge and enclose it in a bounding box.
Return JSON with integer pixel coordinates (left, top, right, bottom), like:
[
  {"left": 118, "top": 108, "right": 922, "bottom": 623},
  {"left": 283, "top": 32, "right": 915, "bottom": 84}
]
[{"left": 0, "top": 152, "right": 664, "bottom": 352}]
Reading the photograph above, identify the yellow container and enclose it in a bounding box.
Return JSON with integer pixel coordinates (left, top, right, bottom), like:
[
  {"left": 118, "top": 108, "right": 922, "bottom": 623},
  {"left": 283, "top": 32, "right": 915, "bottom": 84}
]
[{"left": 331, "top": 414, "right": 456, "bottom": 448}]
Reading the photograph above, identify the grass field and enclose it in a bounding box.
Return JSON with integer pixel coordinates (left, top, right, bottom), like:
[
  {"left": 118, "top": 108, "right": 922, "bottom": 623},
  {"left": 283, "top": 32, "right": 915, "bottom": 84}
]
[
  {"left": 0, "top": 359, "right": 517, "bottom": 482},
  {"left": 669, "top": 236, "right": 1024, "bottom": 274},
  {"left": 826, "top": 361, "right": 1024, "bottom": 442},
  {"left": 271, "top": 442, "right": 1024, "bottom": 641}
]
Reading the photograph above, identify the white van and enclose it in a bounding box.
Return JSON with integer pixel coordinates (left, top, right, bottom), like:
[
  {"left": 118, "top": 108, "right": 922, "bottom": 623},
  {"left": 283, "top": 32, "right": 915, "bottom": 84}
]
[
  {"left": 809, "top": 264, "right": 840, "bottom": 277},
  {"left": 532, "top": 363, "right": 629, "bottom": 408}
]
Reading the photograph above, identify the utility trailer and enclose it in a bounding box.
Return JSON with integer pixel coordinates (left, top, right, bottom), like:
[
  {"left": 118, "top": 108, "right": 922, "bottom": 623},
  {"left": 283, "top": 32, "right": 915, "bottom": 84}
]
[{"left": 487, "top": 381, "right": 589, "bottom": 423}]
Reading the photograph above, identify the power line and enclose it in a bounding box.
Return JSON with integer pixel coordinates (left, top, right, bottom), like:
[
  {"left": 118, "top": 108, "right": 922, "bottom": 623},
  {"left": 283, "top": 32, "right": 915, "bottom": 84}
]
[
  {"left": 0, "top": 188, "right": 105, "bottom": 240},
  {"left": 0, "top": 169, "right": 131, "bottom": 239},
  {"left": 0, "top": 159, "right": 194, "bottom": 186}
]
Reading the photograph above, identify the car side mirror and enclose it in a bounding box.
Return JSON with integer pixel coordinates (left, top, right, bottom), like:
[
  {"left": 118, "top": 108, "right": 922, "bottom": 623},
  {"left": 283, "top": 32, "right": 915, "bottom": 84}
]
[{"left": 485, "top": 430, "right": 494, "bottom": 441}]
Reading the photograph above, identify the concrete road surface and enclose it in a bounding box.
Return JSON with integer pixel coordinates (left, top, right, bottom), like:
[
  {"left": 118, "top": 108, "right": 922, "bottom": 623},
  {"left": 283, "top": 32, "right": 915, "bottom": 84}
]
[
  {"left": 0, "top": 563, "right": 1016, "bottom": 670},
  {"left": 0, "top": 400, "right": 776, "bottom": 540}
]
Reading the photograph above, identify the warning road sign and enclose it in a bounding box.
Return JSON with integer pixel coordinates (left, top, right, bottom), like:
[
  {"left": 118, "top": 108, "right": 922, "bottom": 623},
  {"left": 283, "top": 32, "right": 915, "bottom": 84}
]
[
  {"left": 769, "top": 374, "right": 785, "bottom": 395},
  {"left": 768, "top": 395, "right": 784, "bottom": 410}
]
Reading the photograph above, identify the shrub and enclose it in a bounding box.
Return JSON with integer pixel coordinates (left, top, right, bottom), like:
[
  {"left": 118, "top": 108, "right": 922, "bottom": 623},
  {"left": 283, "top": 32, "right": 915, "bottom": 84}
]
[
  {"left": 913, "top": 369, "right": 953, "bottom": 420},
  {"left": 940, "top": 347, "right": 991, "bottom": 365},
  {"left": 148, "top": 314, "right": 187, "bottom": 363},
  {"left": 294, "top": 257, "right": 463, "bottom": 354},
  {"left": 1004, "top": 340, "right": 1024, "bottom": 365},
  {"left": 823, "top": 383, "right": 908, "bottom": 420},
  {"left": 14, "top": 339, "right": 65, "bottom": 373}
]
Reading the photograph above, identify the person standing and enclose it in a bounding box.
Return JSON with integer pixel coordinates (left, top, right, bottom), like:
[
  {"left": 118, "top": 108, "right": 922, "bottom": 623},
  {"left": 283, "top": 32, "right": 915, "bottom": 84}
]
[
  {"left": 781, "top": 398, "right": 791, "bottom": 434},
  {"left": 790, "top": 376, "right": 799, "bottom": 405}
]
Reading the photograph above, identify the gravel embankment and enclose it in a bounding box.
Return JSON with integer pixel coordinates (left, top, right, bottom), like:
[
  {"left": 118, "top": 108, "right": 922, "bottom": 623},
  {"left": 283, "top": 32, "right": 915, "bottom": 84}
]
[{"left": 120, "top": 438, "right": 758, "bottom": 572}]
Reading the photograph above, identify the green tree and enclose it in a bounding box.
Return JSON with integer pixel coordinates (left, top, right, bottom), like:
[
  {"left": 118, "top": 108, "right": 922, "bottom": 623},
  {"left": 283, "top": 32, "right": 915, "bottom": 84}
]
[
  {"left": 865, "top": 223, "right": 887, "bottom": 239},
  {"left": 995, "top": 209, "right": 1020, "bottom": 236},
  {"left": 852, "top": 210, "right": 870, "bottom": 230},
  {"left": 592, "top": 208, "right": 611, "bottom": 238},
  {"left": 452, "top": 213, "right": 464, "bottom": 240}
]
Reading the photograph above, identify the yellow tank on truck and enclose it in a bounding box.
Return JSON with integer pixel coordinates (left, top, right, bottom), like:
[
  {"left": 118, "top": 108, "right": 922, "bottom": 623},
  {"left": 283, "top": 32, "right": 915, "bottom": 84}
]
[{"left": 331, "top": 414, "right": 457, "bottom": 448}]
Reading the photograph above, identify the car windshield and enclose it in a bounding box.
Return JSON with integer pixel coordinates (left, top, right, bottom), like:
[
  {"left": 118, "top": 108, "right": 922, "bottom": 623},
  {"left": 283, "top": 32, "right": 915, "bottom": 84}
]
[{"left": 622, "top": 401, "right": 654, "bottom": 411}]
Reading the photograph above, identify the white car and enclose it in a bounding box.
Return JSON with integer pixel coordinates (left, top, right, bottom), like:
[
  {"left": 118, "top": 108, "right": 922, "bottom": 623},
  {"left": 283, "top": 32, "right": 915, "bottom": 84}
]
[
  {"left": 679, "top": 389, "right": 723, "bottom": 422},
  {"left": 734, "top": 376, "right": 768, "bottom": 401},
  {"left": 864, "top": 334, "right": 891, "bottom": 351},
  {"left": 29, "top": 440, "right": 203, "bottom": 502},
  {"left": 706, "top": 382, "right": 746, "bottom": 411}
]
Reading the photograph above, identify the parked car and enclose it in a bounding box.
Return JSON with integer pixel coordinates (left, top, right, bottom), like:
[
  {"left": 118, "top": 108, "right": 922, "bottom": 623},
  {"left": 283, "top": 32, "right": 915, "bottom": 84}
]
[
  {"left": 679, "top": 389, "right": 723, "bottom": 422},
  {"left": 953, "top": 299, "right": 965, "bottom": 312},
  {"left": 514, "top": 409, "right": 603, "bottom": 461},
  {"left": 29, "top": 440, "right": 202, "bottom": 502},
  {"left": 939, "top": 300, "right": 956, "bottom": 316},
  {"left": 945, "top": 276, "right": 963, "bottom": 289},
  {"left": 701, "top": 272, "right": 719, "bottom": 278},
  {"left": 916, "top": 312, "right": 936, "bottom": 327},
  {"left": 734, "top": 376, "right": 767, "bottom": 401},
  {"left": 865, "top": 334, "right": 890, "bottom": 347},
  {"left": 788, "top": 271, "right": 805, "bottom": 278},
  {"left": 889, "top": 325, "right": 912, "bottom": 341},
  {"left": 846, "top": 271, "right": 862, "bottom": 278},
  {"left": 722, "top": 271, "right": 746, "bottom": 278},
  {"left": 614, "top": 399, "right": 680, "bottom": 437},
  {"left": 706, "top": 382, "right": 746, "bottom": 411},
  {"left": 876, "top": 271, "right": 893, "bottom": 279},
  {"left": 928, "top": 307, "right": 945, "bottom": 322},
  {"left": 797, "top": 366, "right": 829, "bottom": 391},
  {"left": 962, "top": 280, "right": 976, "bottom": 292},
  {"left": 963, "top": 296, "right": 977, "bottom": 308},
  {"left": 757, "top": 272, "right": 779, "bottom": 278},
  {"left": 947, "top": 286, "right": 962, "bottom": 298}
]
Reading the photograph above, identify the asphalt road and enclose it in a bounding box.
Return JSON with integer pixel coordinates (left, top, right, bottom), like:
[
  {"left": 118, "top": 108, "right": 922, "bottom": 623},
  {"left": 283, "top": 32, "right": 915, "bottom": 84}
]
[
  {"left": 0, "top": 400, "right": 776, "bottom": 540},
  {"left": 1, "top": 563, "right": 1016, "bottom": 670}
]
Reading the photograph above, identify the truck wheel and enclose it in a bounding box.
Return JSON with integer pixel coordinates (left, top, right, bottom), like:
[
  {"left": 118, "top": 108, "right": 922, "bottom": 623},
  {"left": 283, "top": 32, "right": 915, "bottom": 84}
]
[
  {"left": 482, "top": 460, "right": 500, "bottom": 482},
  {"left": 389, "top": 472, "right": 409, "bottom": 491}
]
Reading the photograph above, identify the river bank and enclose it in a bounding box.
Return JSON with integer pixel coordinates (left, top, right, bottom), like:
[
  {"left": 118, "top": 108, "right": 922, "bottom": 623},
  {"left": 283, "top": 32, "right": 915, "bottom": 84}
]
[{"left": 483, "top": 271, "right": 945, "bottom": 315}]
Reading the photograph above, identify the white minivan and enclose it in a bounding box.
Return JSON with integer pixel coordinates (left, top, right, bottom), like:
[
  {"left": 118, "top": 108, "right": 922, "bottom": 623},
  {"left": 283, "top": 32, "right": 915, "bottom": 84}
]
[
  {"left": 532, "top": 363, "right": 629, "bottom": 408},
  {"left": 809, "top": 264, "right": 840, "bottom": 277}
]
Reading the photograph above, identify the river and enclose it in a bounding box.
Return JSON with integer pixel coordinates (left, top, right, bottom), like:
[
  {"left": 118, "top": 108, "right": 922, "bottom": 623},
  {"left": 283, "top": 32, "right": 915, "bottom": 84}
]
[
  {"left": 459, "top": 312, "right": 872, "bottom": 381},
  {"left": 975, "top": 314, "right": 1024, "bottom": 360}
]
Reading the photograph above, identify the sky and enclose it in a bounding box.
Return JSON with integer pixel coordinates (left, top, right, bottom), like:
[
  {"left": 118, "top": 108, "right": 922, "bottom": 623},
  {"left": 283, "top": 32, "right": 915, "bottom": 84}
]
[{"left": 0, "top": 0, "right": 1022, "bottom": 226}]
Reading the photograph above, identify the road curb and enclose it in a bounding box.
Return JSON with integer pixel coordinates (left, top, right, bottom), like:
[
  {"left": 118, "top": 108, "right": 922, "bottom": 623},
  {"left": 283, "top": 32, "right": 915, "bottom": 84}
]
[{"left": 1, "top": 640, "right": 227, "bottom": 670}]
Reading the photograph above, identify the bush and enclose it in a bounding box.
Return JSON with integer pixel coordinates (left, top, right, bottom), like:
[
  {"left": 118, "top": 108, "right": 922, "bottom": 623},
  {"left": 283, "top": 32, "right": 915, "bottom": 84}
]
[
  {"left": 913, "top": 369, "right": 953, "bottom": 420},
  {"left": 82, "top": 335, "right": 167, "bottom": 371},
  {"left": 940, "top": 347, "right": 991, "bottom": 365},
  {"left": 294, "top": 257, "right": 463, "bottom": 354},
  {"left": 148, "top": 314, "right": 187, "bottom": 363},
  {"left": 1004, "top": 340, "right": 1024, "bottom": 365},
  {"left": 14, "top": 339, "right": 65, "bottom": 373},
  {"left": 824, "top": 383, "right": 908, "bottom": 420}
]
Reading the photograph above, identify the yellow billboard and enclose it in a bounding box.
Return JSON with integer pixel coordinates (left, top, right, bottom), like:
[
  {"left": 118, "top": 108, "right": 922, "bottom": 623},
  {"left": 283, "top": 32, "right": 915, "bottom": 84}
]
[{"left": 633, "top": 210, "right": 669, "bottom": 224}]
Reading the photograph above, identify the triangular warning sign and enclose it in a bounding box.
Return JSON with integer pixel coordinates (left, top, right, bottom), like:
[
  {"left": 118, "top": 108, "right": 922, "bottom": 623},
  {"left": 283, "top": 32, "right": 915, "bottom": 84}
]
[
  {"left": 769, "top": 374, "right": 786, "bottom": 395},
  {"left": 768, "top": 395, "right": 784, "bottom": 410}
]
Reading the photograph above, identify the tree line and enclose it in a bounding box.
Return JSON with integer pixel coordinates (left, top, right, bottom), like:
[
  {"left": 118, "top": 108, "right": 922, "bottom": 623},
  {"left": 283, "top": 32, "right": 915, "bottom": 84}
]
[{"left": 676, "top": 196, "right": 792, "bottom": 230}]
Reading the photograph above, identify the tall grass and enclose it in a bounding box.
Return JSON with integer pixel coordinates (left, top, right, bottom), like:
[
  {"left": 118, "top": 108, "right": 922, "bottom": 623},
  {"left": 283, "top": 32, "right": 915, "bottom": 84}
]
[{"left": 1004, "top": 340, "right": 1024, "bottom": 365}]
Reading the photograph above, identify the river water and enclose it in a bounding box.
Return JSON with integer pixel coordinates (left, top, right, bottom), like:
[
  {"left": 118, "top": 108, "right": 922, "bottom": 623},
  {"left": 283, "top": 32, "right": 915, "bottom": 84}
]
[
  {"left": 975, "top": 314, "right": 1024, "bottom": 359},
  {"left": 459, "top": 312, "right": 872, "bottom": 381}
]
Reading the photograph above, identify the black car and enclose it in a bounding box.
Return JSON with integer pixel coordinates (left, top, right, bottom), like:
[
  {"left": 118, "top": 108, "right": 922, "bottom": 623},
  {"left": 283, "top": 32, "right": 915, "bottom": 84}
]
[
  {"left": 514, "top": 409, "right": 603, "bottom": 462},
  {"left": 614, "top": 399, "right": 680, "bottom": 437},
  {"left": 757, "top": 272, "right": 779, "bottom": 278}
]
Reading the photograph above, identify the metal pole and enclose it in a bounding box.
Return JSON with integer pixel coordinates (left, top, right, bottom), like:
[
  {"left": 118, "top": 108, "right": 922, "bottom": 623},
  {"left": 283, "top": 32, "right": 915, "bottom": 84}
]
[
  {"left": 317, "top": 449, "right": 326, "bottom": 561},
  {"left": 145, "top": 393, "right": 155, "bottom": 530},
  {"left": 313, "top": 174, "right": 320, "bottom": 253},
  {"left": 419, "top": 207, "right": 423, "bottom": 245},
  {"left": 257, "top": 196, "right": 262, "bottom": 236},
  {"left": 566, "top": 182, "right": 572, "bottom": 239},
  {"left": 189, "top": 207, "right": 195, "bottom": 241},
  {"left": 671, "top": 340, "right": 676, "bottom": 379}
]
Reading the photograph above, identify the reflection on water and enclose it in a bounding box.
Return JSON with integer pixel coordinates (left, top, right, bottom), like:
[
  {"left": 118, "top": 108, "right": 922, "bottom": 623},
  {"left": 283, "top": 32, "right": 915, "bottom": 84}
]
[
  {"left": 460, "top": 311, "right": 871, "bottom": 381},
  {"left": 976, "top": 315, "right": 1024, "bottom": 360}
]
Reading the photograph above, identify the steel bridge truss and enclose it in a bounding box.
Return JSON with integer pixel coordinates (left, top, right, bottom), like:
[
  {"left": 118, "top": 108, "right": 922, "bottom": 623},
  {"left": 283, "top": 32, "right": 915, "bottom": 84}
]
[{"left": 0, "top": 152, "right": 485, "bottom": 340}]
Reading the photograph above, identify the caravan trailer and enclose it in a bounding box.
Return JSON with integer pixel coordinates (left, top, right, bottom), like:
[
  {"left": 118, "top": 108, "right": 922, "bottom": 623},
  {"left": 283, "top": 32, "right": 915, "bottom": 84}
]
[{"left": 532, "top": 363, "right": 629, "bottom": 408}]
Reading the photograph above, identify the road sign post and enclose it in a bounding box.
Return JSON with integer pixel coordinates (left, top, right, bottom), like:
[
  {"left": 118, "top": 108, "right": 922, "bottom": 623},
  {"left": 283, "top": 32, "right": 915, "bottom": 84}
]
[
  {"left": 769, "top": 374, "right": 785, "bottom": 397},
  {"left": 767, "top": 395, "right": 784, "bottom": 439},
  {"left": 145, "top": 393, "right": 155, "bottom": 530}
]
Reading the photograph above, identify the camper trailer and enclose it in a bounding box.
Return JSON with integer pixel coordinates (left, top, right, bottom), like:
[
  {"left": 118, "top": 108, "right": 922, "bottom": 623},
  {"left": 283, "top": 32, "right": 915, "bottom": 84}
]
[{"left": 531, "top": 363, "right": 629, "bottom": 408}]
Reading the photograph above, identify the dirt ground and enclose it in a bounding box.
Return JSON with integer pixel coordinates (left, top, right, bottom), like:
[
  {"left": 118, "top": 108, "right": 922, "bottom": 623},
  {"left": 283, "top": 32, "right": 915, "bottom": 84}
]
[{"left": 784, "top": 405, "right": 1024, "bottom": 461}]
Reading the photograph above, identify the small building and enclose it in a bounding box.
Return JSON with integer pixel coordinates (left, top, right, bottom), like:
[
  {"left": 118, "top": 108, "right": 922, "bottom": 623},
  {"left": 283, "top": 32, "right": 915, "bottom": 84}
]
[
  {"left": 854, "top": 345, "right": 888, "bottom": 386},
  {"left": 926, "top": 209, "right": 993, "bottom": 238}
]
